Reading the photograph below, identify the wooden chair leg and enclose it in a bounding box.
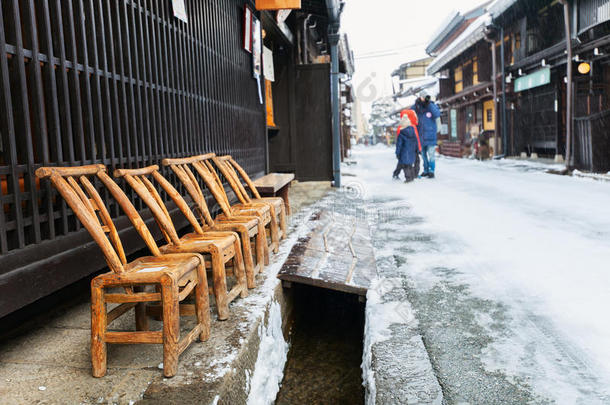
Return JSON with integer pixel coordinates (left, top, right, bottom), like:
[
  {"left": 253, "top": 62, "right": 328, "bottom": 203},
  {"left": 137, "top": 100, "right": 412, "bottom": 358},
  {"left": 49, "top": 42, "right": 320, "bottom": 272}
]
[
  {"left": 134, "top": 286, "right": 149, "bottom": 331},
  {"left": 231, "top": 237, "right": 249, "bottom": 298},
  {"left": 194, "top": 261, "right": 211, "bottom": 341},
  {"left": 161, "top": 279, "right": 180, "bottom": 378},
  {"left": 91, "top": 282, "right": 107, "bottom": 378},
  {"left": 269, "top": 214, "right": 280, "bottom": 254},
  {"left": 257, "top": 221, "right": 269, "bottom": 266},
  {"left": 210, "top": 250, "right": 230, "bottom": 321},
  {"left": 240, "top": 230, "right": 256, "bottom": 288}
]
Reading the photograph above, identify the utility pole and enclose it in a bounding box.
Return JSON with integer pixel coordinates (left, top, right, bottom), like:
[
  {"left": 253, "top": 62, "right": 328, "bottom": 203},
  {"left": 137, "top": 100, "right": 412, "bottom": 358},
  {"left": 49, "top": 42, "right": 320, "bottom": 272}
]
[
  {"left": 500, "top": 26, "right": 507, "bottom": 157},
  {"left": 560, "top": 0, "right": 573, "bottom": 167},
  {"left": 329, "top": 30, "right": 341, "bottom": 188},
  {"left": 485, "top": 32, "right": 498, "bottom": 157}
]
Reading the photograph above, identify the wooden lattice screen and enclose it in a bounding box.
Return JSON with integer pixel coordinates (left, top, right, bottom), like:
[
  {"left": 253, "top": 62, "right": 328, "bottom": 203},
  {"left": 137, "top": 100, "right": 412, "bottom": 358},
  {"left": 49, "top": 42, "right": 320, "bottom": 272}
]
[{"left": 0, "top": 0, "right": 266, "bottom": 316}]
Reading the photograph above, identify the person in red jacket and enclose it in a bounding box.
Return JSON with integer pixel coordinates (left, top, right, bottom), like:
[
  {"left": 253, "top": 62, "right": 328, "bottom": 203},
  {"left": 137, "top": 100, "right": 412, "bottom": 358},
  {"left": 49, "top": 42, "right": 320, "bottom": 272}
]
[{"left": 395, "top": 109, "right": 421, "bottom": 178}]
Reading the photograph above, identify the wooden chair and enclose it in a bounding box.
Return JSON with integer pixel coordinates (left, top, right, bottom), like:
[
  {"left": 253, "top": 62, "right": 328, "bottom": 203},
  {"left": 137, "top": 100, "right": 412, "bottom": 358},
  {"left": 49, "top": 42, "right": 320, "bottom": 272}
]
[
  {"left": 35, "top": 165, "right": 210, "bottom": 378},
  {"left": 113, "top": 165, "right": 248, "bottom": 321},
  {"left": 200, "top": 154, "right": 280, "bottom": 255},
  {"left": 220, "top": 155, "right": 287, "bottom": 239},
  {"left": 162, "top": 156, "right": 267, "bottom": 288}
]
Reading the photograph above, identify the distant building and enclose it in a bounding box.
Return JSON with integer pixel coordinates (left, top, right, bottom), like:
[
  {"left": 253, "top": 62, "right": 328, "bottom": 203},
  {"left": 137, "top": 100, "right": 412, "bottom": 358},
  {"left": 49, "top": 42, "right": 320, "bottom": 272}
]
[{"left": 426, "top": 2, "right": 496, "bottom": 158}]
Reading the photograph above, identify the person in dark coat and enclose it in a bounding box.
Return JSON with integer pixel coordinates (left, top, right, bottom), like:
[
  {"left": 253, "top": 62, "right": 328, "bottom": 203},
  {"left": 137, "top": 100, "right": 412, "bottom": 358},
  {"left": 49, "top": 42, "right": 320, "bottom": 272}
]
[
  {"left": 413, "top": 91, "right": 441, "bottom": 178},
  {"left": 392, "top": 115, "right": 418, "bottom": 183},
  {"left": 396, "top": 109, "right": 422, "bottom": 178}
]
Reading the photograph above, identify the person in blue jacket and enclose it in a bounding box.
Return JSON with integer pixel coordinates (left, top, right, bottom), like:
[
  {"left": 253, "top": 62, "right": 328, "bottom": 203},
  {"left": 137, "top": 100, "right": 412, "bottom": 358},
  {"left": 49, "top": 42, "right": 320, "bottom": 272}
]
[
  {"left": 413, "top": 91, "right": 441, "bottom": 178},
  {"left": 392, "top": 115, "right": 418, "bottom": 183}
]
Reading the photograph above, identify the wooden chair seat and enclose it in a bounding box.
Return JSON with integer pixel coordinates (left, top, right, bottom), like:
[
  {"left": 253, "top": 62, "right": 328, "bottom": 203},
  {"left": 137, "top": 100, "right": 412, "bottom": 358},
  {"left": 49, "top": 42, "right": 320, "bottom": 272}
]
[
  {"left": 160, "top": 233, "right": 236, "bottom": 265},
  {"left": 35, "top": 165, "right": 210, "bottom": 378},
  {"left": 113, "top": 166, "right": 249, "bottom": 321}
]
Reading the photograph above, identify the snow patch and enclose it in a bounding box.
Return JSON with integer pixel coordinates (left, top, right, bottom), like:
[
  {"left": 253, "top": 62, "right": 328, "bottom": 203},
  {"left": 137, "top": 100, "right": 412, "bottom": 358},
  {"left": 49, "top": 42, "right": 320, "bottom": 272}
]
[
  {"left": 361, "top": 278, "right": 416, "bottom": 405},
  {"left": 246, "top": 301, "right": 289, "bottom": 405}
]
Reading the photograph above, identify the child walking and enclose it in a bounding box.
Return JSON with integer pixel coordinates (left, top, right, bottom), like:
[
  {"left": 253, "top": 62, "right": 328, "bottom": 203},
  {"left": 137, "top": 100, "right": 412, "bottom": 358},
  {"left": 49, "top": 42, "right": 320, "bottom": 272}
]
[{"left": 392, "top": 113, "right": 419, "bottom": 183}]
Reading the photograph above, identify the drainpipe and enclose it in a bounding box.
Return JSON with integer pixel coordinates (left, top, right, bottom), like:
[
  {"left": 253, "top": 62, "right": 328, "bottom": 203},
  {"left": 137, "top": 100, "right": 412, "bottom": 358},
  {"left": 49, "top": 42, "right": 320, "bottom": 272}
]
[
  {"left": 327, "top": 0, "right": 341, "bottom": 187},
  {"left": 302, "top": 14, "right": 313, "bottom": 64},
  {"left": 500, "top": 26, "right": 508, "bottom": 157},
  {"left": 485, "top": 32, "right": 499, "bottom": 157},
  {"left": 560, "top": 0, "right": 573, "bottom": 167},
  {"left": 329, "top": 30, "right": 341, "bottom": 188}
]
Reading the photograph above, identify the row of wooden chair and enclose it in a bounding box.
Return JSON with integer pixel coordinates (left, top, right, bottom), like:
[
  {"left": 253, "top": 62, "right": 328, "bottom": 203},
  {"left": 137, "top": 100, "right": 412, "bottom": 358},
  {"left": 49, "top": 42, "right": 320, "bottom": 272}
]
[{"left": 35, "top": 154, "right": 288, "bottom": 378}]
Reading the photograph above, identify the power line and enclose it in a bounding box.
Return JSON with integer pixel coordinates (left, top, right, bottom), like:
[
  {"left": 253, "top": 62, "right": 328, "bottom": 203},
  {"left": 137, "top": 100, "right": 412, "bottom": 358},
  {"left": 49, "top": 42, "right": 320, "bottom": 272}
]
[{"left": 354, "top": 43, "right": 426, "bottom": 59}]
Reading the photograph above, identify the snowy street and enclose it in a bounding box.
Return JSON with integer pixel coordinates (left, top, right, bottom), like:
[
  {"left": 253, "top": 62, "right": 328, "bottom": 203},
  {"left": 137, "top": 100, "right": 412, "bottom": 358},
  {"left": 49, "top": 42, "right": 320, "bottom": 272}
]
[{"left": 348, "top": 146, "right": 610, "bottom": 404}]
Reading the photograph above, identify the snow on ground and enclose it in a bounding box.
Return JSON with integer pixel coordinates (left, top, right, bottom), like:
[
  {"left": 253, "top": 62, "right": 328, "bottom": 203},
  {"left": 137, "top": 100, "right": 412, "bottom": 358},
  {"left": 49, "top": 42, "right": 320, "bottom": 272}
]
[
  {"left": 348, "top": 145, "right": 610, "bottom": 404},
  {"left": 246, "top": 301, "right": 289, "bottom": 405}
]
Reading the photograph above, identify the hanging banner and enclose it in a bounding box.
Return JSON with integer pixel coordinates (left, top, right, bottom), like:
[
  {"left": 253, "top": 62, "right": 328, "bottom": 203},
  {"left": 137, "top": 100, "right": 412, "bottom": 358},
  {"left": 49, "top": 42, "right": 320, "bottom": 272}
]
[
  {"left": 252, "top": 17, "right": 262, "bottom": 78},
  {"left": 172, "top": 0, "right": 188, "bottom": 23},
  {"left": 243, "top": 5, "right": 253, "bottom": 53},
  {"left": 276, "top": 9, "right": 292, "bottom": 24},
  {"left": 450, "top": 109, "right": 457, "bottom": 139},
  {"left": 265, "top": 80, "right": 277, "bottom": 126},
  {"left": 263, "top": 46, "right": 275, "bottom": 82}
]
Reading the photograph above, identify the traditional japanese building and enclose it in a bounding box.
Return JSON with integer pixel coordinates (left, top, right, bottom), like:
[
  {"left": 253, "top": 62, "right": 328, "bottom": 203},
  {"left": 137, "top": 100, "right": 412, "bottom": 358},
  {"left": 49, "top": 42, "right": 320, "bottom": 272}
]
[
  {"left": 426, "top": 3, "right": 497, "bottom": 158},
  {"left": 0, "top": 0, "right": 347, "bottom": 320},
  {"left": 490, "top": 0, "right": 610, "bottom": 170}
]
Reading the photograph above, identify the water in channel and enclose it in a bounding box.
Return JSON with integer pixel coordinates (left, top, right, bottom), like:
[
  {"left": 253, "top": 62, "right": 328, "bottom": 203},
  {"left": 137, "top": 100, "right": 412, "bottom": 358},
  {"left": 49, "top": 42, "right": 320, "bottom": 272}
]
[{"left": 275, "top": 285, "right": 365, "bottom": 405}]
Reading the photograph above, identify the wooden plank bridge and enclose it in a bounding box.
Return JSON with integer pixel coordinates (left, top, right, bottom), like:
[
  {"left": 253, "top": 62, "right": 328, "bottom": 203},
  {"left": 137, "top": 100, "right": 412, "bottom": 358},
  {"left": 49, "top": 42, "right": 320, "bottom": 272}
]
[{"left": 278, "top": 210, "right": 378, "bottom": 296}]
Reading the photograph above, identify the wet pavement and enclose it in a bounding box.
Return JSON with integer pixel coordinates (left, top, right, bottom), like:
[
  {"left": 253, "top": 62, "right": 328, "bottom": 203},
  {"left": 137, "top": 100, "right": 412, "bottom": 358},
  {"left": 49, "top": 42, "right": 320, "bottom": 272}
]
[
  {"left": 347, "top": 146, "right": 610, "bottom": 404},
  {"left": 370, "top": 198, "right": 544, "bottom": 404}
]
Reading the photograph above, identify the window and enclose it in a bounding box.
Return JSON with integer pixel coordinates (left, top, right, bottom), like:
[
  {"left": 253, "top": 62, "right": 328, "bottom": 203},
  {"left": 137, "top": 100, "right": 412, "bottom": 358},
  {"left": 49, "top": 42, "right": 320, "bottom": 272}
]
[
  {"left": 473, "top": 57, "right": 479, "bottom": 85},
  {"left": 454, "top": 66, "right": 463, "bottom": 93}
]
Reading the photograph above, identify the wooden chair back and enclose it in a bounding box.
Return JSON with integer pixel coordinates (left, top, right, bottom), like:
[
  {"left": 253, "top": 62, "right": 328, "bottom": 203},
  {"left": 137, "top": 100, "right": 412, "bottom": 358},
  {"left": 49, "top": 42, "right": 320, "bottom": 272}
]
[
  {"left": 223, "top": 156, "right": 263, "bottom": 200},
  {"left": 209, "top": 156, "right": 252, "bottom": 205},
  {"left": 113, "top": 166, "right": 205, "bottom": 244},
  {"left": 35, "top": 165, "right": 161, "bottom": 274},
  {"left": 162, "top": 154, "right": 235, "bottom": 220}
]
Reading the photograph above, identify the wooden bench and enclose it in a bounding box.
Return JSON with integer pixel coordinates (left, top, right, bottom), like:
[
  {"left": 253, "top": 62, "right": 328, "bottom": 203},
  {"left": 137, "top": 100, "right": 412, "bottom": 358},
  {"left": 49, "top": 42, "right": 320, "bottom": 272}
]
[{"left": 253, "top": 173, "right": 295, "bottom": 215}]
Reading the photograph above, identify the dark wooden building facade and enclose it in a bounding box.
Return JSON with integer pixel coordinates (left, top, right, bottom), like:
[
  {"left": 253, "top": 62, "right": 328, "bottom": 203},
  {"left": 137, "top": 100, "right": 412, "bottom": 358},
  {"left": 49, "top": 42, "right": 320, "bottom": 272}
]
[
  {"left": 0, "top": 0, "right": 268, "bottom": 318},
  {"left": 491, "top": 0, "right": 610, "bottom": 170}
]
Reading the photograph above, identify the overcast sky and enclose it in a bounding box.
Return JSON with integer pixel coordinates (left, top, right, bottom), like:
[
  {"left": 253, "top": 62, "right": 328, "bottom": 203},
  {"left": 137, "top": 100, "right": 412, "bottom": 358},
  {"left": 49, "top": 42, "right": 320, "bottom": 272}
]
[{"left": 341, "top": 0, "right": 490, "bottom": 114}]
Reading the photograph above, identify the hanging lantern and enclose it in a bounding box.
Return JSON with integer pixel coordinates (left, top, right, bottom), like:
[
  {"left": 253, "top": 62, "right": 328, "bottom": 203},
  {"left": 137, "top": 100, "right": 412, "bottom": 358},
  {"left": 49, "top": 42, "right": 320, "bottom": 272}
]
[
  {"left": 255, "top": 0, "right": 301, "bottom": 10},
  {"left": 578, "top": 62, "right": 591, "bottom": 75}
]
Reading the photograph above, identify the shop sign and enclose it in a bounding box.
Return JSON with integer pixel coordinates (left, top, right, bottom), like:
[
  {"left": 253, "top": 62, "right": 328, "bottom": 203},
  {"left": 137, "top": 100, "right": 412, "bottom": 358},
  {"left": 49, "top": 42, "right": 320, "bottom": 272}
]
[
  {"left": 450, "top": 109, "right": 457, "bottom": 139},
  {"left": 263, "top": 46, "right": 275, "bottom": 82},
  {"left": 256, "top": 0, "right": 301, "bottom": 10},
  {"left": 243, "top": 6, "right": 253, "bottom": 53},
  {"left": 514, "top": 67, "right": 551, "bottom": 92}
]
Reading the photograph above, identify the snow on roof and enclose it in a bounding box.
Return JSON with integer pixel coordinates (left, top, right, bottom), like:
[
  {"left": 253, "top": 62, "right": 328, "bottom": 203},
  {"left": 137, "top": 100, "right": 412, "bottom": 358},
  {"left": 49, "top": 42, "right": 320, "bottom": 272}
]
[
  {"left": 427, "top": 13, "right": 492, "bottom": 75},
  {"left": 398, "top": 76, "right": 438, "bottom": 86},
  {"left": 487, "top": 0, "right": 519, "bottom": 19}
]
